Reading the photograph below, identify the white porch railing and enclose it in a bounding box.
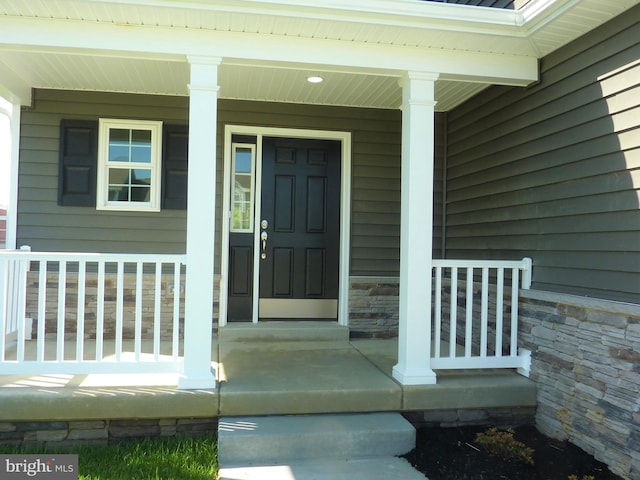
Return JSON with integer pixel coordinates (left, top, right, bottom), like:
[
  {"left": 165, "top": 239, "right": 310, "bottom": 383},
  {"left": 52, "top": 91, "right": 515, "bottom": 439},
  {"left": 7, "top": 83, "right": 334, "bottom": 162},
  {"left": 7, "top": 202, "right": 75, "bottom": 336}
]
[
  {"left": 431, "top": 257, "right": 532, "bottom": 376},
  {"left": 2, "top": 249, "right": 532, "bottom": 380},
  {"left": 0, "top": 250, "right": 186, "bottom": 375}
]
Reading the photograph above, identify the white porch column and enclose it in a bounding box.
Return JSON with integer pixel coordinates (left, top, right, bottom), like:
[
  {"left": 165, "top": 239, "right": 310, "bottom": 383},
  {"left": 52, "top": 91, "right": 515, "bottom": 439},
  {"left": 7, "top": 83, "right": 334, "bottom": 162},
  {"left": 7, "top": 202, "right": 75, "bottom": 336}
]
[
  {"left": 392, "top": 72, "right": 439, "bottom": 386},
  {"left": 0, "top": 96, "right": 20, "bottom": 249},
  {"left": 178, "top": 56, "right": 221, "bottom": 390}
]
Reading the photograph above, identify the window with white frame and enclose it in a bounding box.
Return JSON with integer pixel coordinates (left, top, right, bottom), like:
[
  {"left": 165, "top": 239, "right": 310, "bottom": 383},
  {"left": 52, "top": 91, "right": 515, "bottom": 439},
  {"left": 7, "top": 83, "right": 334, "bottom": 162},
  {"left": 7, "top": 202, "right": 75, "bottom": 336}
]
[{"left": 97, "top": 119, "right": 162, "bottom": 211}]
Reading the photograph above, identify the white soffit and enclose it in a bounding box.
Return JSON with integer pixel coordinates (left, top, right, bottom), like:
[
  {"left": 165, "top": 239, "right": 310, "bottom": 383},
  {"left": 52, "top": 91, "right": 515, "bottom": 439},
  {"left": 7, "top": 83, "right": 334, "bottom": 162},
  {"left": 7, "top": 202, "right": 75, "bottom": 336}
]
[
  {"left": 0, "top": 0, "right": 638, "bottom": 110},
  {"left": 0, "top": 47, "right": 494, "bottom": 111}
]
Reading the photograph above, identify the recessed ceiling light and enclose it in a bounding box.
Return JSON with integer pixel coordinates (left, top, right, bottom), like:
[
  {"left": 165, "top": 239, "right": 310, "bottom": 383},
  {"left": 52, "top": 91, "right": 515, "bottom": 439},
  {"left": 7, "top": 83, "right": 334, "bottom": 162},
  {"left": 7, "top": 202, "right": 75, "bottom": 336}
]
[{"left": 307, "top": 76, "right": 324, "bottom": 84}]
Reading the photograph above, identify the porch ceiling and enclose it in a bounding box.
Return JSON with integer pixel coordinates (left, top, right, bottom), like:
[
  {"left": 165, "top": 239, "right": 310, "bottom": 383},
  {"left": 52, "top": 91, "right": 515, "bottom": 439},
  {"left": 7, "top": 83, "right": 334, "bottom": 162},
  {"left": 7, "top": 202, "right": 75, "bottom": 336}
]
[{"left": 0, "top": 0, "right": 638, "bottom": 110}]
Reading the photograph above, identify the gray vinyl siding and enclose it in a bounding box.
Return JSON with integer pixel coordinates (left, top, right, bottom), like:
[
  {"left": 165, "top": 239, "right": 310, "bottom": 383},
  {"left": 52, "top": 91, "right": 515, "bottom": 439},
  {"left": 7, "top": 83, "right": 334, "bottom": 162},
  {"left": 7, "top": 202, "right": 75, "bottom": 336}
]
[
  {"left": 18, "top": 90, "right": 189, "bottom": 254},
  {"left": 19, "top": 91, "right": 446, "bottom": 276},
  {"left": 444, "top": 7, "right": 640, "bottom": 303},
  {"left": 433, "top": 112, "right": 446, "bottom": 259}
]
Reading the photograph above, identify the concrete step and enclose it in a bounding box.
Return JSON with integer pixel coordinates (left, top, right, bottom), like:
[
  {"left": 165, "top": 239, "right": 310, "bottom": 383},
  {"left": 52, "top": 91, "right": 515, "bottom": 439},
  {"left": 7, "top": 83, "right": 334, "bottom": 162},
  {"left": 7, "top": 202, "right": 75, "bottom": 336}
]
[
  {"left": 219, "top": 321, "right": 349, "bottom": 343},
  {"left": 217, "top": 413, "right": 416, "bottom": 467},
  {"left": 218, "top": 457, "right": 427, "bottom": 480}
]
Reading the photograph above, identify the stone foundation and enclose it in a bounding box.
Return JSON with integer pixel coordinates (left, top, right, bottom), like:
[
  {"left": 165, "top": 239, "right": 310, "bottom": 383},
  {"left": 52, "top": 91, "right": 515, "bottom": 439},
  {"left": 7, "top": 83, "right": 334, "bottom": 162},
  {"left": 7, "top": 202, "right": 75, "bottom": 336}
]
[
  {"left": 0, "top": 409, "right": 536, "bottom": 449},
  {"left": 0, "top": 418, "right": 217, "bottom": 448},
  {"left": 405, "top": 406, "right": 536, "bottom": 429}
]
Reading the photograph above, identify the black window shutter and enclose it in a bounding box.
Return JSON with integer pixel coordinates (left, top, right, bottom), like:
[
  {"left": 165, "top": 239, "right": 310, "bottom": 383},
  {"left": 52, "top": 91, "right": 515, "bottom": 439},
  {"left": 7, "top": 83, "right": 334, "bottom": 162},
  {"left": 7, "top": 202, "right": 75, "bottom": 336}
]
[
  {"left": 58, "top": 119, "right": 98, "bottom": 206},
  {"left": 162, "top": 124, "right": 189, "bottom": 210}
]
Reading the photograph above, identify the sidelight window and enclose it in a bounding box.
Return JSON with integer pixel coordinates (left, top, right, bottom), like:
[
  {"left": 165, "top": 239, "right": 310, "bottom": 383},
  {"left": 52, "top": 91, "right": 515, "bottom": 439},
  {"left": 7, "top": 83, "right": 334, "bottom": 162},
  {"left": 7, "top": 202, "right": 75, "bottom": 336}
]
[{"left": 230, "top": 143, "right": 256, "bottom": 232}]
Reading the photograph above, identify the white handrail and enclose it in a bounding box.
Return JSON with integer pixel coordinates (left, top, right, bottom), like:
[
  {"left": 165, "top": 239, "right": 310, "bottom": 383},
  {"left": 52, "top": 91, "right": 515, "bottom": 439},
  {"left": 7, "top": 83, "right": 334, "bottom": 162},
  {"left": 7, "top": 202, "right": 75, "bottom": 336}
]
[
  {"left": 432, "top": 258, "right": 532, "bottom": 270},
  {"left": 0, "top": 251, "right": 187, "bottom": 263}
]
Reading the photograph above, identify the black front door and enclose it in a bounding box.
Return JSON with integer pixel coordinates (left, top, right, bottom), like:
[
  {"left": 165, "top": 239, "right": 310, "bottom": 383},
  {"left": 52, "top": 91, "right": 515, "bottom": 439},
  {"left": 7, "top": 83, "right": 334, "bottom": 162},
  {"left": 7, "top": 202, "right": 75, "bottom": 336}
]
[{"left": 258, "top": 137, "right": 341, "bottom": 320}]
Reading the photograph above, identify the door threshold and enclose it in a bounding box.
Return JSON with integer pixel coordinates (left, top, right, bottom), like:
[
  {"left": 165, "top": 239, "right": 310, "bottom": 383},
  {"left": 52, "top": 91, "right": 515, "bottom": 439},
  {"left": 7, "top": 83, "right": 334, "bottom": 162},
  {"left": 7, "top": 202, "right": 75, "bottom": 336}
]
[{"left": 219, "top": 322, "right": 349, "bottom": 343}]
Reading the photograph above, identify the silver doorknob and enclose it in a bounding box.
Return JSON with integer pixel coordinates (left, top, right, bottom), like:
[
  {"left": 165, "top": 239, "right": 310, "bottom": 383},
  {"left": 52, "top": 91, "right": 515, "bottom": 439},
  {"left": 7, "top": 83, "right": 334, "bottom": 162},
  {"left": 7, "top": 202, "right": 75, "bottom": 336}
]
[{"left": 260, "top": 230, "right": 268, "bottom": 259}]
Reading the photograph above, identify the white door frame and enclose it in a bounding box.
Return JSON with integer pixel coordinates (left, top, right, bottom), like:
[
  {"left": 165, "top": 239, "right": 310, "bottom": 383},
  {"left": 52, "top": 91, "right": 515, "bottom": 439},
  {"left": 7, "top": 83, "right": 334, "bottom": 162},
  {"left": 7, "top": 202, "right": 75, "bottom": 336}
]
[{"left": 219, "top": 125, "right": 351, "bottom": 327}]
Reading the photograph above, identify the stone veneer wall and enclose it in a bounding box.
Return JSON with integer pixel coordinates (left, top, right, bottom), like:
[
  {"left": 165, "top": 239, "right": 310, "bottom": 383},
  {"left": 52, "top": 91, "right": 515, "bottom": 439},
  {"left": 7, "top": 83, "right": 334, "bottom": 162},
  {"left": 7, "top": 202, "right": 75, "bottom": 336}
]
[
  {"left": 348, "top": 277, "right": 400, "bottom": 338},
  {"left": 348, "top": 276, "right": 515, "bottom": 351},
  {"left": 23, "top": 272, "right": 401, "bottom": 340},
  {"left": 23, "top": 273, "right": 404, "bottom": 337},
  {"left": 0, "top": 418, "right": 217, "bottom": 448},
  {"left": 518, "top": 290, "right": 640, "bottom": 480},
  {"left": 24, "top": 272, "right": 219, "bottom": 341}
]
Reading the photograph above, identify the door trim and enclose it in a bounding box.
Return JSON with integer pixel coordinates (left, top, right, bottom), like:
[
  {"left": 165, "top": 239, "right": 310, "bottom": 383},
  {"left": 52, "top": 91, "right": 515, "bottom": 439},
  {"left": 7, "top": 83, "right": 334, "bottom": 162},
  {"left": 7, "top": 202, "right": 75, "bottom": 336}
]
[{"left": 220, "top": 125, "right": 352, "bottom": 327}]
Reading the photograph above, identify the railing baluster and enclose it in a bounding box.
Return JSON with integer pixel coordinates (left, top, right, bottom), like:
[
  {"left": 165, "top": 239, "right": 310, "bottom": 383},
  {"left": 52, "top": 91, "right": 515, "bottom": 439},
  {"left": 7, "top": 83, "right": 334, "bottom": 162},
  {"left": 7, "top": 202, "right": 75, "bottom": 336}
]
[
  {"left": 36, "top": 261, "right": 47, "bottom": 362},
  {"left": 76, "top": 261, "right": 86, "bottom": 362},
  {"left": 134, "top": 261, "right": 143, "bottom": 362},
  {"left": 96, "top": 261, "right": 105, "bottom": 361},
  {"left": 434, "top": 265, "right": 442, "bottom": 358},
  {"left": 57, "top": 261, "right": 67, "bottom": 361},
  {"left": 511, "top": 267, "right": 519, "bottom": 357},
  {"left": 172, "top": 261, "right": 181, "bottom": 360},
  {"left": 15, "top": 255, "right": 28, "bottom": 362},
  {"left": 449, "top": 266, "right": 457, "bottom": 357},
  {"left": 153, "top": 262, "right": 162, "bottom": 361},
  {"left": 5, "top": 259, "right": 16, "bottom": 339},
  {"left": 495, "top": 267, "right": 504, "bottom": 357},
  {"left": 0, "top": 259, "right": 6, "bottom": 360},
  {"left": 465, "top": 267, "right": 473, "bottom": 358},
  {"left": 8, "top": 258, "right": 16, "bottom": 353},
  {"left": 115, "top": 261, "right": 124, "bottom": 362},
  {"left": 480, "top": 267, "right": 489, "bottom": 358}
]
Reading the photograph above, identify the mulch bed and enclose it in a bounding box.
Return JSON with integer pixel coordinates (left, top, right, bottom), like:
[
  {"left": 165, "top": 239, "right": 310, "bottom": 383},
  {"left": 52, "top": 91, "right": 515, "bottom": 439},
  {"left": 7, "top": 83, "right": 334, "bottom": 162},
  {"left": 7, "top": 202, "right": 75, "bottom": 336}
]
[{"left": 403, "top": 425, "right": 623, "bottom": 480}]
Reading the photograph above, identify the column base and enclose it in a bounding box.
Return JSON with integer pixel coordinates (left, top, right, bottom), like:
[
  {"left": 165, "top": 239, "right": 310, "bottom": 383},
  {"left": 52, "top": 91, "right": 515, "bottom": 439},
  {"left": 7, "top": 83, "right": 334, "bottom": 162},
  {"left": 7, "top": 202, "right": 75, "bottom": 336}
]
[
  {"left": 392, "top": 364, "right": 437, "bottom": 385},
  {"left": 178, "top": 370, "right": 217, "bottom": 390},
  {"left": 517, "top": 349, "right": 532, "bottom": 378}
]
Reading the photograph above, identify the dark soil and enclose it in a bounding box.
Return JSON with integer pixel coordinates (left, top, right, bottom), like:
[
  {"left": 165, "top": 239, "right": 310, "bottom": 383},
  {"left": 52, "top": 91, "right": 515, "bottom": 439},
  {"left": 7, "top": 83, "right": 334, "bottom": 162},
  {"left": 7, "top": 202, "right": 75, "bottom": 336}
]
[{"left": 403, "top": 425, "right": 623, "bottom": 480}]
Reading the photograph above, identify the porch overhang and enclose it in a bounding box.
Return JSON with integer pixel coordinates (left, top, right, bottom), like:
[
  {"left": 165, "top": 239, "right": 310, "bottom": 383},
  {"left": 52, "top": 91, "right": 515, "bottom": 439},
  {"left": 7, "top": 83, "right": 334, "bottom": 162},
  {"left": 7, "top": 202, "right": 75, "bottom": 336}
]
[
  {"left": 2, "top": 0, "right": 637, "bottom": 109},
  {"left": 0, "top": 16, "right": 536, "bottom": 110},
  {"left": 0, "top": 0, "right": 636, "bottom": 392}
]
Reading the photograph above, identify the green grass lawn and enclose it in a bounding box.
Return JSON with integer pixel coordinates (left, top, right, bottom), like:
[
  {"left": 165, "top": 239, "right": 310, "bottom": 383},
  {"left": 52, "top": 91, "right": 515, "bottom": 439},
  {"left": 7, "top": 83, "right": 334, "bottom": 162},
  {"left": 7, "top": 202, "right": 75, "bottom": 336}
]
[{"left": 0, "top": 434, "right": 218, "bottom": 480}]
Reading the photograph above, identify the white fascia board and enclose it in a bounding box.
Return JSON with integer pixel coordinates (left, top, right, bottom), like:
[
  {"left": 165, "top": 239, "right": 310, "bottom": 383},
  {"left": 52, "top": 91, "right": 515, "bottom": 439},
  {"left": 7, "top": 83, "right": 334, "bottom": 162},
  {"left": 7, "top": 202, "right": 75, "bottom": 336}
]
[
  {"left": 519, "top": 0, "right": 580, "bottom": 32},
  {"left": 519, "top": 0, "right": 581, "bottom": 26},
  {"left": 0, "top": 16, "right": 538, "bottom": 86},
  {"left": 518, "top": 0, "right": 640, "bottom": 34}
]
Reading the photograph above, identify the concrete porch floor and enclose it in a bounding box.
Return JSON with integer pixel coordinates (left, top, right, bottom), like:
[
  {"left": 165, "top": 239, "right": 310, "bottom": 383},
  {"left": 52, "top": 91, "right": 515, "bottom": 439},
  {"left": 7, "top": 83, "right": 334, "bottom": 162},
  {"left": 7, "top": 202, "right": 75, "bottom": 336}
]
[{"left": 0, "top": 324, "right": 536, "bottom": 422}]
